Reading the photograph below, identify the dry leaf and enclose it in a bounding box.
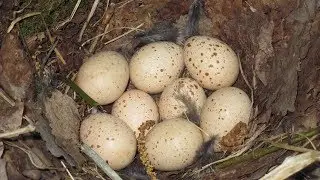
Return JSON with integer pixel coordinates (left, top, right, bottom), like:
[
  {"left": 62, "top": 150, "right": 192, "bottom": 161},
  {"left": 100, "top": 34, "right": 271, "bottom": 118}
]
[
  {"left": 0, "top": 31, "right": 33, "bottom": 101},
  {"left": 34, "top": 112, "right": 76, "bottom": 167},
  {"left": 0, "top": 99, "right": 23, "bottom": 132},
  {"left": 0, "top": 159, "right": 8, "bottom": 180},
  {"left": 4, "top": 141, "right": 53, "bottom": 170},
  {"left": 44, "top": 90, "right": 85, "bottom": 166}
]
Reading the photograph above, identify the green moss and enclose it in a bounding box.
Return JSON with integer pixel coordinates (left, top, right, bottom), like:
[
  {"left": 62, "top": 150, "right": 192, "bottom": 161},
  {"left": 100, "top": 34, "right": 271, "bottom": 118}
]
[{"left": 19, "top": 0, "right": 88, "bottom": 37}]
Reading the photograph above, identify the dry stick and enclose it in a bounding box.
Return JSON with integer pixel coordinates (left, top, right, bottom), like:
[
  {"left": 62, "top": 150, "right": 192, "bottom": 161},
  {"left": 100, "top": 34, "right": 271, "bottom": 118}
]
[
  {"left": 214, "top": 128, "right": 320, "bottom": 169},
  {"left": 264, "top": 140, "right": 320, "bottom": 153},
  {"left": 55, "top": 0, "right": 82, "bottom": 30},
  {"left": 89, "top": 1, "right": 115, "bottom": 53},
  {"left": 0, "top": 116, "right": 36, "bottom": 139},
  {"left": 297, "top": 133, "right": 318, "bottom": 150},
  {"left": 12, "top": 0, "right": 32, "bottom": 18},
  {"left": 78, "top": 0, "right": 100, "bottom": 42},
  {"left": 61, "top": 161, "right": 75, "bottom": 180},
  {"left": 7, "top": 12, "right": 41, "bottom": 33},
  {"left": 0, "top": 88, "right": 15, "bottom": 106},
  {"left": 0, "top": 125, "right": 35, "bottom": 139},
  {"left": 80, "top": 144, "right": 122, "bottom": 180},
  {"left": 41, "top": 16, "right": 67, "bottom": 65},
  {"left": 117, "top": 0, "right": 134, "bottom": 8},
  {"left": 194, "top": 125, "right": 267, "bottom": 175},
  {"left": 238, "top": 56, "right": 254, "bottom": 113},
  {"left": 104, "top": 23, "right": 144, "bottom": 45},
  {"left": 81, "top": 26, "right": 144, "bottom": 47},
  {"left": 293, "top": 135, "right": 319, "bottom": 156}
]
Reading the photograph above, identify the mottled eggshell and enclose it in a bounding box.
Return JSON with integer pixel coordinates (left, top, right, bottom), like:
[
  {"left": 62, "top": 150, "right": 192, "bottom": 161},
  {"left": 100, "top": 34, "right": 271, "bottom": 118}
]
[
  {"left": 80, "top": 113, "right": 137, "bottom": 170},
  {"left": 200, "top": 87, "right": 251, "bottom": 149},
  {"left": 112, "top": 89, "right": 159, "bottom": 137},
  {"left": 76, "top": 51, "right": 129, "bottom": 105},
  {"left": 184, "top": 36, "right": 239, "bottom": 90},
  {"left": 130, "top": 41, "right": 184, "bottom": 94},
  {"left": 145, "top": 118, "right": 203, "bottom": 171},
  {"left": 159, "top": 78, "right": 206, "bottom": 121}
]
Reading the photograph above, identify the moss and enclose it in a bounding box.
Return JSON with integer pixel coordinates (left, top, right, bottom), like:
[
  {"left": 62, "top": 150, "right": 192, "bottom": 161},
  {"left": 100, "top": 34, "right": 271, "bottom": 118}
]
[{"left": 19, "top": 0, "right": 88, "bottom": 37}]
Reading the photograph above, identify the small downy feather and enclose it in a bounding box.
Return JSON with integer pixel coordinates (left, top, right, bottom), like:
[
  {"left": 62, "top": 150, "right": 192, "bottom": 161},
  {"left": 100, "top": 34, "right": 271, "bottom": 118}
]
[{"left": 132, "top": 0, "right": 203, "bottom": 49}]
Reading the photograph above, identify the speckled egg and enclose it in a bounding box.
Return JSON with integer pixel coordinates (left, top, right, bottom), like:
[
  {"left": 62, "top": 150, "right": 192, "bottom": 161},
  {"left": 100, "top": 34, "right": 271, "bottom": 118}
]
[
  {"left": 76, "top": 51, "right": 129, "bottom": 105},
  {"left": 145, "top": 118, "right": 203, "bottom": 171},
  {"left": 112, "top": 89, "right": 159, "bottom": 137},
  {"left": 184, "top": 36, "right": 239, "bottom": 90},
  {"left": 80, "top": 113, "right": 136, "bottom": 170},
  {"left": 200, "top": 87, "right": 251, "bottom": 146},
  {"left": 159, "top": 78, "right": 206, "bottom": 121},
  {"left": 129, "top": 41, "right": 184, "bottom": 94}
]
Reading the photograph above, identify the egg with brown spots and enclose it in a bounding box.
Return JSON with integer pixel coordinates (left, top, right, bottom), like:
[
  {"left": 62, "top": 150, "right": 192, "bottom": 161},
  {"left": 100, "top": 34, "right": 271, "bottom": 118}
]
[
  {"left": 130, "top": 41, "right": 184, "bottom": 94},
  {"left": 76, "top": 51, "right": 129, "bottom": 105},
  {"left": 112, "top": 89, "right": 159, "bottom": 137},
  {"left": 159, "top": 78, "right": 206, "bottom": 121},
  {"left": 200, "top": 87, "right": 251, "bottom": 151},
  {"left": 80, "top": 113, "right": 136, "bottom": 170},
  {"left": 145, "top": 118, "right": 203, "bottom": 171},
  {"left": 184, "top": 36, "right": 239, "bottom": 90}
]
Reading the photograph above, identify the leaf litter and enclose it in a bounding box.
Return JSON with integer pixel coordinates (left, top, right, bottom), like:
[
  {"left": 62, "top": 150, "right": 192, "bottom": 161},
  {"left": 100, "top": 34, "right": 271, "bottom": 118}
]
[{"left": 0, "top": 0, "right": 320, "bottom": 179}]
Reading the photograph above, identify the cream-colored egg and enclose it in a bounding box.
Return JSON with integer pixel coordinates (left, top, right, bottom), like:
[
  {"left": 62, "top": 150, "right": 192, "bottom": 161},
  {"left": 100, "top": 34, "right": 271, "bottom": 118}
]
[
  {"left": 184, "top": 36, "right": 239, "bottom": 90},
  {"left": 200, "top": 87, "right": 251, "bottom": 146},
  {"left": 112, "top": 89, "right": 159, "bottom": 137},
  {"left": 80, "top": 113, "right": 136, "bottom": 170},
  {"left": 130, "top": 42, "right": 184, "bottom": 94},
  {"left": 159, "top": 78, "right": 206, "bottom": 121},
  {"left": 76, "top": 51, "right": 129, "bottom": 105},
  {"left": 145, "top": 118, "right": 203, "bottom": 171}
]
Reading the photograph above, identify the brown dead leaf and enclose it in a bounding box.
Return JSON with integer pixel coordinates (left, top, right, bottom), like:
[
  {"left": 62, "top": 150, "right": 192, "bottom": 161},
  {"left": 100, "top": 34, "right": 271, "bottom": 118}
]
[
  {"left": 32, "top": 110, "right": 76, "bottom": 167},
  {"left": 0, "top": 99, "right": 23, "bottom": 132},
  {"left": 4, "top": 141, "right": 53, "bottom": 170},
  {"left": 254, "top": 20, "right": 275, "bottom": 86},
  {"left": 0, "top": 159, "right": 8, "bottom": 180},
  {"left": 44, "top": 90, "right": 85, "bottom": 166},
  {"left": 0, "top": 31, "right": 33, "bottom": 101},
  {"left": 0, "top": 142, "right": 7, "bottom": 180},
  {"left": 205, "top": 0, "right": 318, "bottom": 118}
]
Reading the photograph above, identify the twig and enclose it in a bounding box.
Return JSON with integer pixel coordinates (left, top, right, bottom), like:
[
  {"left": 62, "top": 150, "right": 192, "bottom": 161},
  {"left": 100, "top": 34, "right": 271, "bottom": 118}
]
[
  {"left": 194, "top": 125, "right": 265, "bottom": 174},
  {"left": 81, "top": 26, "right": 144, "bottom": 47},
  {"left": 0, "top": 125, "right": 35, "bottom": 139},
  {"left": 89, "top": 1, "right": 115, "bottom": 53},
  {"left": 55, "top": 0, "right": 82, "bottom": 30},
  {"left": 61, "top": 161, "right": 75, "bottom": 180},
  {"left": 64, "top": 72, "right": 77, "bottom": 94},
  {"left": 7, "top": 12, "right": 41, "bottom": 33},
  {"left": 0, "top": 88, "right": 15, "bottom": 106},
  {"left": 214, "top": 128, "right": 320, "bottom": 169},
  {"left": 238, "top": 55, "right": 254, "bottom": 114},
  {"left": 117, "top": 0, "right": 134, "bottom": 8},
  {"left": 41, "top": 39, "right": 59, "bottom": 69},
  {"left": 41, "top": 16, "right": 66, "bottom": 65},
  {"left": 293, "top": 134, "right": 319, "bottom": 156},
  {"left": 12, "top": 0, "right": 32, "bottom": 18},
  {"left": 297, "top": 133, "right": 318, "bottom": 150},
  {"left": 191, "top": 127, "right": 320, "bottom": 176},
  {"left": 104, "top": 23, "right": 144, "bottom": 45},
  {"left": 80, "top": 144, "right": 122, "bottom": 180},
  {"left": 0, "top": 116, "right": 36, "bottom": 139},
  {"left": 78, "top": 0, "right": 100, "bottom": 42},
  {"left": 264, "top": 140, "right": 319, "bottom": 153}
]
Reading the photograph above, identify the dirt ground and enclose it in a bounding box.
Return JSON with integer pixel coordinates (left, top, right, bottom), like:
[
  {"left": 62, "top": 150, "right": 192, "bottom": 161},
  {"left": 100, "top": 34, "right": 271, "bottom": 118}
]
[{"left": 0, "top": 0, "right": 319, "bottom": 179}]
